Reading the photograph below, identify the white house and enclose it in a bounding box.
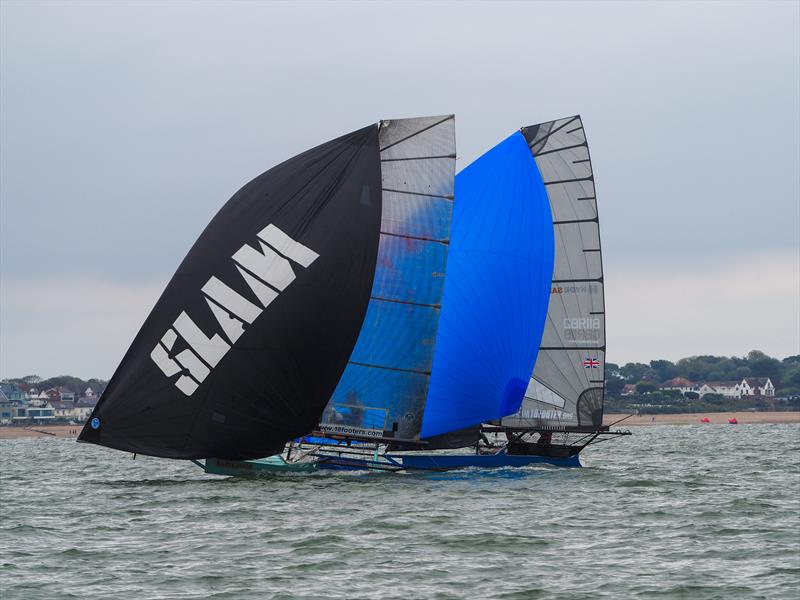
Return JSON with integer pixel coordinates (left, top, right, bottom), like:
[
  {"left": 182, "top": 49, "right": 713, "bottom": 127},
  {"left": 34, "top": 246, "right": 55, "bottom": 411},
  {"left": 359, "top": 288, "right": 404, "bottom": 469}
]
[
  {"left": 660, "top": 377, "right": 699, "bottom": 396},
  {"left": 739, "top": 377, "right": 775, "bottom": 397},
  {"left": 699, "top": 381, "right": 741, "bottom": 398}
]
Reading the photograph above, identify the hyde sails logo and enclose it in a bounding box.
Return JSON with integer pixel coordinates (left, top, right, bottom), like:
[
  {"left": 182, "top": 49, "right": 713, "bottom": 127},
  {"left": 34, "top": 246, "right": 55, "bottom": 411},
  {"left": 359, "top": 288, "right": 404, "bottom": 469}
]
[{"left": 150, "top": 224, "right": 319, "bottom": 396}]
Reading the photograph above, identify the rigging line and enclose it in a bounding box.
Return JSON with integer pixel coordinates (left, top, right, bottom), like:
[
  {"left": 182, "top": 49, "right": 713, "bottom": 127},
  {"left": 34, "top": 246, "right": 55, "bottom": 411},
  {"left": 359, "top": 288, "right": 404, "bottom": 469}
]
[
  {"left": 525, "top": 115, "right": 579, "bottom": 149},
  {"left": 379, "top": 115, "right": 453, "bottom": 153},
  {"left": 380, "top": 154, "right": 456, "bottom": 162},
  {"left": 381, "top": 188, "right": 454, "bottom": 200}
]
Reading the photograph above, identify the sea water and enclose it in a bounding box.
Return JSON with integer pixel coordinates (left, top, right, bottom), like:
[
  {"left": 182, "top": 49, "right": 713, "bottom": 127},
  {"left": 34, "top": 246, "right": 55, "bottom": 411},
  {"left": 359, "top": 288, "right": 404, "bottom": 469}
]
[{"left": 1, "top": 424, "right": 798, "bottom": 599}]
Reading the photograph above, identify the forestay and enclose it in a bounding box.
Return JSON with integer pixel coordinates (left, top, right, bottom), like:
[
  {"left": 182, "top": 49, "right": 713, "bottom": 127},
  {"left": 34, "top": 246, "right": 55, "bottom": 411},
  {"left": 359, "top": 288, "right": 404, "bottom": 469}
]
[{"left": 502, "top": 116, "right": 606, "bottom": 430}]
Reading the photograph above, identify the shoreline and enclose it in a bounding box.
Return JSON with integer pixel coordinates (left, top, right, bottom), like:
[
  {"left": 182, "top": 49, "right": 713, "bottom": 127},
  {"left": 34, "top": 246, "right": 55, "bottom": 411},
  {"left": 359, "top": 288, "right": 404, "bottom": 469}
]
[
  {"left": 603, "top": 411, "right": 800, "bottom": 426},
  {"left": 1, "top": 412, "right": 799, "bottom": 440}
]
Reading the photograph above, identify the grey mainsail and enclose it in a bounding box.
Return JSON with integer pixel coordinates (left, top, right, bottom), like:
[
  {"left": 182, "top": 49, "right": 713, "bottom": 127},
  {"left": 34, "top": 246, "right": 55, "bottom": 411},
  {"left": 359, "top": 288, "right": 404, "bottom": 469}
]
[
  {"left": 317, "top": 116, "right": 456, "bottom": 441},
  {"left": 502, "top": 116, "right": 606, "bottom": 431}
]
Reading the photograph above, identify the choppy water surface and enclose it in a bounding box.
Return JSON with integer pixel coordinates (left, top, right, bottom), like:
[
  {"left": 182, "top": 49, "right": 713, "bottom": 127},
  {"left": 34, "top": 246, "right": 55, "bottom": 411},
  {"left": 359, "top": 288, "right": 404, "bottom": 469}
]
[{"left": 1, "top": 424, "right": 798, "bottom": 599}]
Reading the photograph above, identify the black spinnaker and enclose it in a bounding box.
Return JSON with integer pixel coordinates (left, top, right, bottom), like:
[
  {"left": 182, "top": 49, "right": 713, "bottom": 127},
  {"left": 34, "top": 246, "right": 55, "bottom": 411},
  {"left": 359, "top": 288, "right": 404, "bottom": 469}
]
[{"left": 80, "top": 124, "right": 389, "bottom": 460}]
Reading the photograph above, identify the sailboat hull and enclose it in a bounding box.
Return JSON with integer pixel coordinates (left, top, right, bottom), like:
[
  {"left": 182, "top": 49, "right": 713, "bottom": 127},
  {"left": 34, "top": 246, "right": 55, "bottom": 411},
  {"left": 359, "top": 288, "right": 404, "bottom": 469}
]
[
  {"left": 389, "top": 450, "right": 581, "bottom": 470},
  {"left": 201, "top": 456, "right": 316, "bottom": 476}
]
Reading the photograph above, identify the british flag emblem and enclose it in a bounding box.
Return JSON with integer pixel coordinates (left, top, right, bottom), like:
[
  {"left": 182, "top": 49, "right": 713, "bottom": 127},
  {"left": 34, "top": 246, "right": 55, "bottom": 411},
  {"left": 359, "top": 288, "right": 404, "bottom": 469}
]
[{"left": 583, "top": 357, "right": 600, "bottom": 369}]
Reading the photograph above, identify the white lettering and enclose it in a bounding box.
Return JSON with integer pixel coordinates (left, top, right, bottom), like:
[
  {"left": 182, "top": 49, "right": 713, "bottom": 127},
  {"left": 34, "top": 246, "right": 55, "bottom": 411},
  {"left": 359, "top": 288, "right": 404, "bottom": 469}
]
[
  {"left": 563, "top": 317, "right": 601, "bottom": 330},
  {"left": 151, "top": 224, "right": 319, "bottom": 396},
  {"left": 233, "top": 241, "right": 296, "bottom": 291}
]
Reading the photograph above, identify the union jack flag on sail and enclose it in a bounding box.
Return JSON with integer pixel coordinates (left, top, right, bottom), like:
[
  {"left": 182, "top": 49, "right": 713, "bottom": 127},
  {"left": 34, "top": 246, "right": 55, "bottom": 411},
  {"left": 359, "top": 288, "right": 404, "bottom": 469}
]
[{"left": 583, "top": 357, "right": 600, "bottom": 369}]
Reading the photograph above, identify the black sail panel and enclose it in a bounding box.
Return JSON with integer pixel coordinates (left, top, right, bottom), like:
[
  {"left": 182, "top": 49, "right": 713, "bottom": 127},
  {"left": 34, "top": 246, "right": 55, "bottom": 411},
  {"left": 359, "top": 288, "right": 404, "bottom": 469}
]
[{"left": 79, "top": 125, "right": 382, "bottom": 459}]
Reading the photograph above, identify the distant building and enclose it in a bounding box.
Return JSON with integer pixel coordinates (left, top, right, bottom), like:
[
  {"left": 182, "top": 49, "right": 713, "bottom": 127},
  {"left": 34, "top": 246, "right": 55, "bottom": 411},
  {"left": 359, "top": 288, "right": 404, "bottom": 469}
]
[
  {"left": 13, "top": 404, "right": 56, "bottom": 422},
  {"left": 621, "top": 384, "right": 637, "bottom": 396},
  {"left": 660, "top": 377, "right": 699, "bottom": 396},
  {"left": 739, "top": 377, "right": 775, "bottom": 397},
  {"left": 83, "top": 387, "right": 96, "bottom": 399},
  {"left": 50, "top": 400, "right": 90, "bottom": 421},
  {"left": 698, "top": 381, "right": 741, "bottom": 399},
  {"left": 0, "top": 399, "right": 15, "bottom": 423},
  {"left": 58, "top": 388, "right": 75, "bottom": 403},
  {"left": 0, "top": 383, "right": 24, "bottom": 402}
]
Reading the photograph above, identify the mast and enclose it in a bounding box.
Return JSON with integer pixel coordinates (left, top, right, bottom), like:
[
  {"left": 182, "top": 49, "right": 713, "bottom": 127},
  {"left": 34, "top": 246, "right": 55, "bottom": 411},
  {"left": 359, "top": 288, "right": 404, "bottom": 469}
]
[{"left": 502, "top": 115, "right": 607, "bottom": 431}]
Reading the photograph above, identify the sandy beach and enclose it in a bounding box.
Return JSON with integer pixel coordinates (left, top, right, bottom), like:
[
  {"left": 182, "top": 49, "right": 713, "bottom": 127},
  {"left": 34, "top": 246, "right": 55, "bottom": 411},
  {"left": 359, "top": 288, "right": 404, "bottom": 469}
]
[
  {"left": 0, "top": 425, "right": 83, "bottom": 439},
  {"left": 604, "top": 411, "right": 800, "bottom": 426},
  {"left": 1, "top": 413, "right": 798, "bottom": 440}
]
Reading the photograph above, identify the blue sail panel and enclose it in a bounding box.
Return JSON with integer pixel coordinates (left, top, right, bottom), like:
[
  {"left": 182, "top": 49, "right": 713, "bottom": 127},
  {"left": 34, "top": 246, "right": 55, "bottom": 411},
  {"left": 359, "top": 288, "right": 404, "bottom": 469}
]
[
  {"left": 421, "top": 131, "right": 554, "bottom": 438},
  {"left": 372, "top": 234, "right": 447, "bottom": 306},
  {"left": 348, "top": 299, "right": 440, "bottom": 373}
]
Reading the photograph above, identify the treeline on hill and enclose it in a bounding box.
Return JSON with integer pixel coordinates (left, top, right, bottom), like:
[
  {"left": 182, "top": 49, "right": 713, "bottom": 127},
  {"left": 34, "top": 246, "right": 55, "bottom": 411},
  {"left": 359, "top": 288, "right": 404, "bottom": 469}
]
[
  {"left": 605, "top": 350, "right": 800, "bottom": 414},
  {"left": 2, "top": 375, "right": 108, "bottom": 396}
]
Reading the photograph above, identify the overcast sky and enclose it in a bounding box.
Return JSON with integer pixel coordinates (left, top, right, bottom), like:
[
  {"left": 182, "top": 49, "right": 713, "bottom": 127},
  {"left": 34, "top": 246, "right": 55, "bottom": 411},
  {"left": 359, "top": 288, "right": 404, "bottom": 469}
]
[{"left": 1, "top": 1, "right": 798, "bottom": 379}]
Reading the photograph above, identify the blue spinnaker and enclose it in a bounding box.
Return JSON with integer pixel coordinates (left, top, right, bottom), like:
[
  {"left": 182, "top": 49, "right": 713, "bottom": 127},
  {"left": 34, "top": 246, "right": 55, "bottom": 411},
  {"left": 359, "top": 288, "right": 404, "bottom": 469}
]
[{"left": 421, "top": 131, "right": 554, "bottom": 438}]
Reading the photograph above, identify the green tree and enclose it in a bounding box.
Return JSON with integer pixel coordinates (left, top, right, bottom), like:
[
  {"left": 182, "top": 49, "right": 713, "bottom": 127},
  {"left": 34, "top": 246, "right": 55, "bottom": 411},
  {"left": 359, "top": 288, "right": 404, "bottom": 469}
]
[
  {"left": 703, "top": 393, "right": 725, "bottom": 405},
  {"left": 650, "top": 359, "right": 677, "bottom": 382},
  {"left": 745, "top": 350, "right": 783, "bottom": 386},
  {"left": 636, "top": 381, "right": 657, "bottom": 394},
  {"left": 620, "top": 363, "right": 651, "bottom": 383},
  {"left": 606, "top": 376, "right": 625, "bottom": 396}
]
